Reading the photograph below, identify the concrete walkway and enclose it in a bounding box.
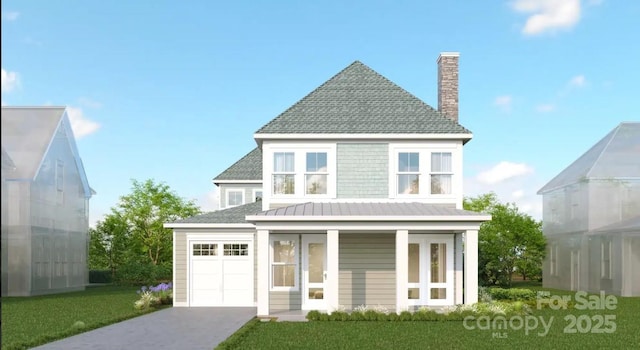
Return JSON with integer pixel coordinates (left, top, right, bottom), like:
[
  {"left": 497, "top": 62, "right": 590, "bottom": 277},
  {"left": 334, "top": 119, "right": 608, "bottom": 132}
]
[{"left": 32, "top": 307, "right": 256, "bottom": 350}]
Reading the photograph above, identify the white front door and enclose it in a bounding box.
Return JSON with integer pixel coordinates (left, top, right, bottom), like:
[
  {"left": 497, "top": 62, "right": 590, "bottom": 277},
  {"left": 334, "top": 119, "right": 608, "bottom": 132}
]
[
  {"left": 408, "top": 234, "right": 454, "bottom": 306},
  {"left": 302, "top": 234, "right": 327, "bottom": 310}
]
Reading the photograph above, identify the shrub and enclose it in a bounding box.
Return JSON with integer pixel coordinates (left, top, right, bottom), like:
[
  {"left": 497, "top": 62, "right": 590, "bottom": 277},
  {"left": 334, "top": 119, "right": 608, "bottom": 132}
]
[
  {"left": 116, "top": 263, "right": 172, "bottom": 286},
  {"left": 305, "top": 310, "right": 321, "bottom": 321},
  {"left": 488, "top": 287, "right": 537, "bottom": 301},
  {"left": 89, "top": 270, "right": 113, "bottom": 284},
  {"left": 329, "top": 311, "right": 349, "bottom": 321},
  {"left": 133, "top": 283, "right": 173, "bottom": 310},
  {"left": 398, "top": 311, "right": 413, "bottom": 321}
]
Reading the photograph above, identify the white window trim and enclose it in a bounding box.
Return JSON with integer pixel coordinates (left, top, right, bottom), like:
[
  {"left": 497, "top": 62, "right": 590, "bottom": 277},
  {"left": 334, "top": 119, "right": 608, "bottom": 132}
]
[
  {"left": 549, "top": 244, "right": 558, "bottom": 276},
  {"left": 270, "top": 234, "right": 299, "bottom": 292},
  {"left": 305, "top": 152, "right": 329, "bottom": 196},
  {"left": 273, "top": 152, "right": 296, "bottom": 196},
  {"left": 226, "top": 189, "right": 244, "bottom": 208},
  {"left": 429, "top": 152, "right": 453, "bottom": 195},
  {"left": 389, "top": 143, "right": 459, "bottom": 200},
  {"left": 263, "top": 143, "right": 336, "bottom": 206},
  {"left": 396, "top": 152, "right": 420, "bottom": 196}
]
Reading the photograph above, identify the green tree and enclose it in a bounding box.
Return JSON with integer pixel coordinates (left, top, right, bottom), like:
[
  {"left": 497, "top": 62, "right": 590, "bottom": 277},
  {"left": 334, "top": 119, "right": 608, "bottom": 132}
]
[
  {"left": 88, "top": 212, "right": 130, "bottom": 277},
  {"left": 464, "top": 192, "right": 546, "bottom": 286},
  {"left": 115, "top": 179, "right": 201, "bottom": 266}
]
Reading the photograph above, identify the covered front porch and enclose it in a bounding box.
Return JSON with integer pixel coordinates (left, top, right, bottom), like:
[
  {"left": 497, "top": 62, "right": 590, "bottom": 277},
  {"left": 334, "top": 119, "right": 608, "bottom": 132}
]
[{"left": 246, "top": 202, "right": 490, "bottom": 317}]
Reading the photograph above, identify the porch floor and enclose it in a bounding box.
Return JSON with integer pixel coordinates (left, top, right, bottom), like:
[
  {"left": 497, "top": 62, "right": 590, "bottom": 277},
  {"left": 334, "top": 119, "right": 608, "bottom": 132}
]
[{"left": 266, "top": 310, "right": 317, "bottom": 322}]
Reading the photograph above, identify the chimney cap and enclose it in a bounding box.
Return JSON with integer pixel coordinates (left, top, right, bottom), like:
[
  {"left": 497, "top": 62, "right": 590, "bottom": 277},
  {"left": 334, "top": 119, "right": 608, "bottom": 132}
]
[{"left": 437, "top": 52, "right": 460, "bottom": 62}]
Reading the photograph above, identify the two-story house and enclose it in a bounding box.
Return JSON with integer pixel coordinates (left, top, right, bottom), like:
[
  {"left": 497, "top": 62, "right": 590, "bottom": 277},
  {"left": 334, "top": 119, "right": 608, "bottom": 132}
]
[
  {"left": 166, "top": 53, "right": 490, "bottom": 316},
  {"left": 538, "top": 122, "right": 640, "bottom": 296},
  {"left": 1, "top": 107, "right": 94, "bottom": 296}
]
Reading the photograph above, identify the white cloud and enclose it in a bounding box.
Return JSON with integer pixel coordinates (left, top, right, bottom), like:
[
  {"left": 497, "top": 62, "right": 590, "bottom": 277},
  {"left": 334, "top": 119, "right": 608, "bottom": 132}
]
[
  {"left": 477, "top": 161, "right": 534, "bottom": 185},
  {"left": 494, "top": 95, "right": 512, "bottom": 112},
  {"left": 511, "top": 0, "right": 581, "bottom": 35},
  {"left": 464, "top": 173, "right": 543, "bottom": 220},
  {"left": 196, "top": 187, "right": 220, "bottom": 212},
  {"left": 1, "top": 68, "right": 19, "bottom": 92},
  {"left": 66, "top": 106, "right": 101, "bottom": 138},
  {"left": 512, "top": 189, "right": 525, "bottom": 199},
  {"left": 2, "top": 11, "right": 19, "bottom": 21},
  {"left": 536, "top": 104, "right": 555, "bottom": 112},
  {"left": 78, "top": 97, "right": 103, "bottom": 108},
  {"left": 568, "top": 74, "right": 586, "bottom": 87}
]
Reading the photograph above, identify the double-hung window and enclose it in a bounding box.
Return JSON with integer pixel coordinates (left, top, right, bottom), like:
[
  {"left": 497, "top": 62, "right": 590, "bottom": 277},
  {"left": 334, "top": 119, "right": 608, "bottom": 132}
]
[
  {"left": 430, "top": 152, "right": 452, "bottom": 194},
  {"left": 271, "top": 236, "right": 298, "bottom": 290},
  {"left": 306, "top": 152, "right": 328, "bottom": 195},
  {"left": 227, "top": 190, "right": 243, "bottom": 207},
  {"left": 398, "top": 152, "right": 420, "bottom": 195},
  {"left": 273, "top": 152, "right": 295, "bottom": 195}
]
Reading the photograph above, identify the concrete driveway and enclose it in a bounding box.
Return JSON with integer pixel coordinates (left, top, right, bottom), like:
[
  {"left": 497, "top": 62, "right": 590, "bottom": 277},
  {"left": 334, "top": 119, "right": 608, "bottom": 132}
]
[{"left": 32, "top": 307, "right": 256, "bottom": 350}]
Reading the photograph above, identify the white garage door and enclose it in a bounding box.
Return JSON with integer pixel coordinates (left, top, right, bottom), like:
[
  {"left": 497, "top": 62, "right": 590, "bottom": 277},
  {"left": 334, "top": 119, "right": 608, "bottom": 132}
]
[{"left": 190, "top": 241, "right": 253, "bottom": 306}]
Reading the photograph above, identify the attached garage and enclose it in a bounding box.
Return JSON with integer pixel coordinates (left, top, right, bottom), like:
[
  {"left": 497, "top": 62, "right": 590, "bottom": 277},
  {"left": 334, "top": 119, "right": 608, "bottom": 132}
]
[{"left": 188, "top": 237, "right": 254, "bottom": 307}]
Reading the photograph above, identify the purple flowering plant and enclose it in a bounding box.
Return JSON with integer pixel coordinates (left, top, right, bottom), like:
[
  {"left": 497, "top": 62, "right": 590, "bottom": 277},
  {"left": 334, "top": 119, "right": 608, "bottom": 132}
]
[{"left": 134, "top": 282, "right": 173, "bottom": 310}]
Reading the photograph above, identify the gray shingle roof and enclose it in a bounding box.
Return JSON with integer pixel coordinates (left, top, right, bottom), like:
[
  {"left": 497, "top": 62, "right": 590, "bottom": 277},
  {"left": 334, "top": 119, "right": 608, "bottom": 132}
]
[
  {"left": 213, "top": 148, "right": 262, "bottom": 182},
  {"left": 254, "top": 202, "right": 488, "bottom": 218},
  {"left": 255, "top": 61, "right": 471, "bottom": 135},
  {"left": 172, "top": 201, "right": 262, "bottom": 224},
  {"left": 538, "top": 122, "right": 640, "bottom": 194}
]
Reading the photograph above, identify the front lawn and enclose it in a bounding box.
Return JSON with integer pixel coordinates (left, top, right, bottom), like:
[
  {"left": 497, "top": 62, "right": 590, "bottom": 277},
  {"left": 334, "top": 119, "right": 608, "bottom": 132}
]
[
  {"left": 1, "top": 285, "right": 158, "bottom": 350},
  {"left": 218, "top": 292, "right": 640, "bottom": 350}
]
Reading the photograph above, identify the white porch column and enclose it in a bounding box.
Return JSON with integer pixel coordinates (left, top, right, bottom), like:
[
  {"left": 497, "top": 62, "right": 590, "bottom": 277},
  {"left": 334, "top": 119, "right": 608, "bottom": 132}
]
[
  {"left": 257, "top": 229, "right": 270, "bottom": 316},
  {"left": 326, "top": 230, "right": 339, "bottom": 313},
  {"left": 396, "top": 229, "right": 408, "bottom": 313},
  {"left": 455, "top": 232, "right": 463, "bottom": 304},
  {"left": 464, "top": 230, "right": 478, "bottom": 304}
]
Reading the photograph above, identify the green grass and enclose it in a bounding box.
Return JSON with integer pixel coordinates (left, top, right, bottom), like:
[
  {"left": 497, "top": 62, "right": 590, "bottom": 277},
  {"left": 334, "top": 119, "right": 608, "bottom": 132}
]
[
  {"left": 218, "top": 288, "right": 640, "bottom": 350},
  {"left": 1, "top": 285, "right": 160, "bottom": 350}
]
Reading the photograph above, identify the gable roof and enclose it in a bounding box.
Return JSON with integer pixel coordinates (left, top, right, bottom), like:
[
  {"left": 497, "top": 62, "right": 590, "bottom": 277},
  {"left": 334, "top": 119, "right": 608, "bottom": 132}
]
[
  {"left": 213, "top": 148, "right": 262, "bottom": 183},
  {"left": 254, "top": 61, "right": 471, "bottom": 136},
  {"left": 170, "top": 201, "right": 262, "bottom": 224},
  {"left": 538, "top": 122, "right": 640, "bottom": 194},
  {"left": 1, "top": 107, "right": 66, "bottom": 179},
  {"left": 1, "top": 106, "right": 93, "bottom": 198}
]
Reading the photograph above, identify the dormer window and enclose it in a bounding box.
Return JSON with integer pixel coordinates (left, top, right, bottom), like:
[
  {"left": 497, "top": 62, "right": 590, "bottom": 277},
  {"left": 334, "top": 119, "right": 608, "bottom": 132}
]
[{"left": 273, "top": 152, "right": 295, "bottom": 195}]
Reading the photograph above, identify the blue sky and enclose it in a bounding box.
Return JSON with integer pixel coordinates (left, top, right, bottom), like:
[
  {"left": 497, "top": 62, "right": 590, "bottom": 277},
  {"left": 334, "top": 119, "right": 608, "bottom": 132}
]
[{"left": 2, "top": 0, "right": 638, "bottom": 226}]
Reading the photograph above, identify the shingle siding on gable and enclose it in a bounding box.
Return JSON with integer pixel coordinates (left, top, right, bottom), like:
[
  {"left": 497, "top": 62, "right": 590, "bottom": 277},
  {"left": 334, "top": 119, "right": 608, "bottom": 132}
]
[
  {"left": 337, "top": 143, "right": 388, "bottom": 198},
  {"left": 219, "top": 184, "right": 262, "bottom": 209}
]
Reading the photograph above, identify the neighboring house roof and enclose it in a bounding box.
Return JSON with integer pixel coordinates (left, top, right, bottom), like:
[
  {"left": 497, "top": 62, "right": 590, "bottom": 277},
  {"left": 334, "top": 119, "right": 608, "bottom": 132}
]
[
  {"left": 171, "top": 201, "right": 263, "bottom": 224},
  {"left": 1, "top": 146, "right": 15, "bottom": 170},
  {"left": 538, "top": 122, "right": 640, "bottom": 194},
  {"left": 248, "top": 202, "right": 489, "bottom": 221},
  {"left": 213, "top": 148, "right": 262, "bottom": 183},
  {"left": 591, "top": 215, "right": 640, "bottom": 234},
  {"left": 1, "top": 106, "right": 93, "bottom": 198},
  {"left": 254, "top": 61, "right": 471, "bottom": 136},
  {"left": 1, "top": 107, "right": 66, "bottom": 179}
]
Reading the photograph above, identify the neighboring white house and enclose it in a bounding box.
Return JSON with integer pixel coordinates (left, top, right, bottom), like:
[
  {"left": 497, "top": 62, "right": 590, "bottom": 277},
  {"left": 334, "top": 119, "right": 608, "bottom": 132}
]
[
  {"left": 538, "top": 122, "right": 640, "bottom": 296},
  {"left": 165, "top": 53, "right": 491, "bottom": 316},
  {"left": 1, "top": 107, "right": 94, "bottom": 296}
]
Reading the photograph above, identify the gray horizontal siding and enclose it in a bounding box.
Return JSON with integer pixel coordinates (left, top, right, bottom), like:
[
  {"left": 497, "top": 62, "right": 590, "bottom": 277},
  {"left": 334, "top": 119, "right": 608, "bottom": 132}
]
[
  {"left": 339, "top": 233, "right": 396, "bottom": 310},
  {"left": 174, "top": 232, "right": 187, "bottom": 303},
  {"left": 270, "top": 291, "right": 302, "bottom": 312},
  {"left": 337, "top": 143, "right": 389, "bottom": 198}
]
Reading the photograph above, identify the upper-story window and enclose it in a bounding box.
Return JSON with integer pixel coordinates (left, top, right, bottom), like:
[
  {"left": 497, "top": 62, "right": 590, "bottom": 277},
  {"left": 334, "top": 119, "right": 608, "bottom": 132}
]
[
  {"left": 430, "top": 152, "right": 452, "bottom": 194},
  {"left": 306, "top": 152, "right": 328, "bottom": 195},
  {"left": 398, "top": 152, "right": 419, "bottom": 194},
  {"left": 56, "top": 160, "right": 64, "bottom": 192},
  {"left": 254, "top": 189, "right": 263, "bottom": 202},
  {"left": 227, "top": 190, "right": 244, "bottom": 207},
  {"left": 273, "top": 152, "right": 295, "bottom": 195}
]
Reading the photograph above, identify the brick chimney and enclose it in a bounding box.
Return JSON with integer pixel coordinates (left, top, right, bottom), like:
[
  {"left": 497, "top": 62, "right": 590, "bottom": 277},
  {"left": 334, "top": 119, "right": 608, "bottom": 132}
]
[{"left": 437, "top": 52, "right": 459, "bottom": 123}]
